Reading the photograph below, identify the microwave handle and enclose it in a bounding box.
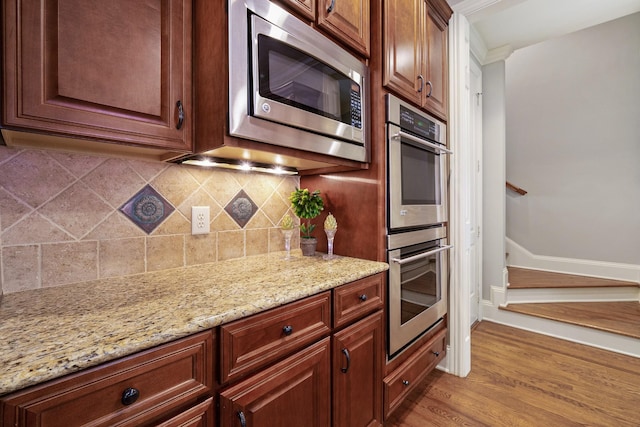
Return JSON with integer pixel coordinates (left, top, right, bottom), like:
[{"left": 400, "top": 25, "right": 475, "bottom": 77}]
[
  {"left": 391, "top": 245, "right": 453, "bottom": 265},
  {"left": 393, "top": 131, "right": 453, "bottom": 155}
]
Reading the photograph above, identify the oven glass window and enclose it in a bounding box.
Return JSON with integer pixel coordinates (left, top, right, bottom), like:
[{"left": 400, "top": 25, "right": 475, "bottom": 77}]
[
  {"left": 400, "top": 243, "right": 441, "bottom": 325},
  {"left": 256, "top": 35, "right": 359, "bottom": 127},
  {"left": 400, "top": 142, "right": 440, "bottom": 205}
]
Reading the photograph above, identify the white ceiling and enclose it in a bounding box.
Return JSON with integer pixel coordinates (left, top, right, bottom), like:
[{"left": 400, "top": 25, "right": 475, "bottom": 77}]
[{"left": 450, "top": 0, "right": 640, "bottom": 52}]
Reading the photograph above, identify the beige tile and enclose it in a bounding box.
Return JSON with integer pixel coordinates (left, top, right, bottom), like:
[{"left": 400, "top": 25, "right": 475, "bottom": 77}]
[
  {"left": 151, "top": 166, "right": 199, "bottom": 207},
  {"left": 177, "top": 188, "right": 222, "bottom": 221},
  {"left": 0, "top": 150, "right": 75, "bottom": 208},
  {"left": 201, "top": 170, "right": 242, "bottom": 208},
  {"left": 212, "top": 211, "right": 240, "bottom": 232},
  {"left": 275, "top": 176, "right": 299, "bottom": 203},
  {"left": 127, "top": 158, "right": 168, "bottom": 182},
  {"left": 260, "top": 193, "right": 290, "bottom": 226},
  {"left": 49, "top": 151, "right": 106, "bottom": 178},
  {"left": 245, "top": 210, "right": 274, "bottom": 229},
  {"left": 183, "top": 164, "right": 214, "bottom": 185},
  {"left": 85, "top": 212, "right": 146, "bottom": 240},
  {"left": 82, "top": 158, "right": 146, "bottom": 207},
  {"left": 147, "top": 235, "right": 184, "bottom": 271},
  {"left": 218, "top": 230, "right": 244, "bottom": 261},
  {"left": 0, "top": 188, "right": 32, "bottom": 231},
  {"left": 99, "top": 238, "right": 145, "bottom": 278},
  {"left": 0, "top": 145, "right": 21, "bottom": 164},
  {"left": 2, "top": 245, "right": 40, "bottom": 293},
  {"left": 186, "top": 234, "right": 217, "bottom": 265},
  {"left": 243, "top": 174, "right": 278, "bottom": 208},
  {"left": 152, "top": 210, "right": 190, "bottom": 235},
  {"left": 246, "top": 228, "right": 268, "bottom": 256},
  {"left": 39, "top": 182, "right": 113, "bottom": 239},
  {"left": 1, "top": 212, "right": 72, "bottom": 245},
  {"left": 41, "top": 241, "right": 98, "bottom": 287}
]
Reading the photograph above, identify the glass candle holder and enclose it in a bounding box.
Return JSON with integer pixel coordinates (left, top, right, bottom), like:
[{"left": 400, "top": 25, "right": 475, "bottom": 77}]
[
  {"left": 323, "top": 228, "right": 337, "bottom": 260},
  {"left": 281, "top": 229, "right": 294, "bottom": 260}
]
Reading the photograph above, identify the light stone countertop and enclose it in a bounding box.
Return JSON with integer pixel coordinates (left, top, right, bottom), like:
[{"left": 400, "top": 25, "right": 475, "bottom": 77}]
[{"left": 0, "top": 251, "right": 388, "bottom": 396}]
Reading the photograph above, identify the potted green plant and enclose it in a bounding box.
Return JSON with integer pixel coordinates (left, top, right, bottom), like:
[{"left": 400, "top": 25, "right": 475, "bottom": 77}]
[{"left": 289, "top": 188, "right": 324, "bottom": 256}]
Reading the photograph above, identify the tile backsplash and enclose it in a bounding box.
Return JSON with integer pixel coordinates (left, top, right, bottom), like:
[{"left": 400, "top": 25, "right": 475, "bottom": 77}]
[{"left": 0, "top": 145, "right": 300, "bottom": 294}]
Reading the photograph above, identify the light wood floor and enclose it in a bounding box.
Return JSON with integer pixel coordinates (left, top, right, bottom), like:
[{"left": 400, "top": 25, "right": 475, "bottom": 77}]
[{"left": 385, "top": 321, "right": 640, "bottom": 427}]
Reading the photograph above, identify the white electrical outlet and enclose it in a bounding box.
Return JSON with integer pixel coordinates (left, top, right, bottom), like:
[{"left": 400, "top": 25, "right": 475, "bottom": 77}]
[{"left": 191, "top": 206, "right": 210, "bottom": 235}]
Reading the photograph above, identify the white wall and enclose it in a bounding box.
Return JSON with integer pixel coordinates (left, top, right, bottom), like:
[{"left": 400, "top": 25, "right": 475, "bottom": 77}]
[
  {"left": 482, "top": 61, "right": 507, "bottom": 296},
  {"left": 505, "top": 12, "right": 640, "bottom": 266}
]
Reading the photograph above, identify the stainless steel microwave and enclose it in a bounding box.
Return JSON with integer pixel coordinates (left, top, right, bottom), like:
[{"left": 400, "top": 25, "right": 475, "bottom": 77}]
[{"left": 228, "top": 0, "right": 370, "bottom": 163}]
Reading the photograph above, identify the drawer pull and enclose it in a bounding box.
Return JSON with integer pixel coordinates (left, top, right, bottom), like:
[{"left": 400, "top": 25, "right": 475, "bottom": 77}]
[
  {"left": 238, "top": 411, "right": 247, "bottom": 427},
  {"left": 340, "top": 348, "right": 351, "bottom": 373},
  {"left": 433, "top": 351, "right": 440, "bottom": 357},
  {"left": 402, "top": 380, "right": 410, "bottom": 386},
  {"left": 282, "top": 325, "right": 293, "bottom": 336},
  {"left": 359, "top": 294, "right": 367, "bottom": 302},
  {"left": 176, "top": 100, "right": 184, "bottom": 130},
  {"left": 121, "top": 387, "right": 139, "bottom": 406}
]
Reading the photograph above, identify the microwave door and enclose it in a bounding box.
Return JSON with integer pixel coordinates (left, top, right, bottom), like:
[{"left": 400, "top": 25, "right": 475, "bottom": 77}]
[{"left": 249, "top": 15, "right": 363, "bottom": 144}]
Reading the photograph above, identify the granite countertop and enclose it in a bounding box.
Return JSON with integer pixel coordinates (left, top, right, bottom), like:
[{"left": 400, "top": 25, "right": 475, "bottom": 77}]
[{"left": 0, "top": 251, "right": 388, "bottom": 396}]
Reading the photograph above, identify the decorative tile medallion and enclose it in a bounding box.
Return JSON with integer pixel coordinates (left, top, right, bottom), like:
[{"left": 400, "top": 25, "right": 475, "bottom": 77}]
[
  {"left": 120, "top": 185, "right": 174, "bottom": 234},
  {"left": 225, "top": 190, "right": 258, "bottom": 228}
]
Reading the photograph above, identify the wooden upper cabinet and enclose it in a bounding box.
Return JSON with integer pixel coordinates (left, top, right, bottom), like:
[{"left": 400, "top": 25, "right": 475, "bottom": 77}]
[
  {"left": 317, "top": 0, "right": 371, "bottom": 57},
  {"left": 275, "top": 0, "right": 316, "bottom": 21},
  {"left": 2, "top": 0, "right": 192, "bottom": 152},
  {"left": 383, "top": 0, "right": 451, "bottom": 120}
]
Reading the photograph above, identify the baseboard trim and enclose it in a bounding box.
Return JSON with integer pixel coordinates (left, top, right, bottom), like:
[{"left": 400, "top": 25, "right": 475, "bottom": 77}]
[
  {"left": 506, "top": 238, "right": 640, "bottom": 283},
  {"left": 505, "top": 286, "right": 640, "bottom": 304},
  {"left": 482, "top": 299, "right": 639, "bottom": 358}
]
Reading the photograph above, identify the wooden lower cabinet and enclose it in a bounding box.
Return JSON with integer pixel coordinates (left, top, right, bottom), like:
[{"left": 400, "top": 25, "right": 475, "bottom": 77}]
[
  {"left": 333, "top": 311, "right": 383, "bottom": 427},
  {"left": 156, "top": 398, "right": 215, "bottom": 427},
  {"left": 219, "top": 338, "right": 331, "bottom": 427}
]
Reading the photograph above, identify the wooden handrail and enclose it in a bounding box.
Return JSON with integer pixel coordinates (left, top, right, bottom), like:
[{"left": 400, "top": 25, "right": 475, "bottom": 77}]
[{"left": 506, "top": 181, "right": 527, "bottom": 195}]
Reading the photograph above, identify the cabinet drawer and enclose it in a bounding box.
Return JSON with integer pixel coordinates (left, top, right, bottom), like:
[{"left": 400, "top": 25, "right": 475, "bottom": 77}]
[
  {"left": 1, "top": 331, "right": 214, "bottom": 427},
  {"left": 333, "top": 274, "right": 384, "bottom": 329},
  {"left": 383, "top": 328, "right": 446, "bottom": 419},
  {"left": 220, "top": 291, "right": 332, "bottom": 384}
]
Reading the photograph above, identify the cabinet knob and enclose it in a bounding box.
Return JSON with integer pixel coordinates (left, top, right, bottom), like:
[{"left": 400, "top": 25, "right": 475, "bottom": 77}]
[
  {"left": 282, "top": 325, "right": 293, "bottom": 336},
  {"left": 238, "top": 411, "right": 247, "bottom": 427},
  {"left": 327, "top": 0, "right": 335, "bottom": 13},
  {"left": 176, "top": 100, "right": 184, "bottom": 130},
  {"left": 433, "top": 351, "right": 440, "bottom": 357},
  {"left": 121, "top": 387, "right": 139, "bottom": 406},
  {"left": 402, "top": 380, "right": 410, "bottom": 386},
  {"left": 359, "top": 294, "right": 367, "bottom": 302}
]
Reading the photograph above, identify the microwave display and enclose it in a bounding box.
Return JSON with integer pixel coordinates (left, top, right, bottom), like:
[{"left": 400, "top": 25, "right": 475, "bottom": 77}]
[{"left": 257, "top": 35, "right": 362, "bottom": 129}]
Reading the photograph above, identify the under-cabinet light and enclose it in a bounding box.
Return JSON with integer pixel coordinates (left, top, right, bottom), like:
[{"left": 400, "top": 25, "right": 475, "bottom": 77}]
[{"left": 179, "top": 157, "right": 298, "bottom": 175}]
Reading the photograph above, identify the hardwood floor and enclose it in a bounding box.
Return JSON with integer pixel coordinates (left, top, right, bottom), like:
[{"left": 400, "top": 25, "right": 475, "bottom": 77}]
[{"left": 385, "top": 321, "right": 640, "bottom": 426}]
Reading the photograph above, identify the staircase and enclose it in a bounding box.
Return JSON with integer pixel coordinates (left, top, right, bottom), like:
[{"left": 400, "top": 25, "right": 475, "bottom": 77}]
[{"left": 486, "top": 267, "right": 640, "bottom": 358}]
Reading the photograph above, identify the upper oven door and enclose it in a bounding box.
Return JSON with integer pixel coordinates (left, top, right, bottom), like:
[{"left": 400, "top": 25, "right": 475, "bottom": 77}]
[
  {"left": 387, "top": 122, "right": 449, "bottom": 230},
  {"left": 249, "top": 14, "right": 364, "bottom": 145}
]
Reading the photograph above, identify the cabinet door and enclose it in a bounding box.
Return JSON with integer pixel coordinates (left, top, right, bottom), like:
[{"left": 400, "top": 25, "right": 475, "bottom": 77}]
[
  {"left": 219, "top": 338, "right": 331, "bottom": 427},
  {"left": 2, "top": 0, "right": 192, "bottom": 152},
  {"left": 423, "top": 2, "right": 448, "bottom": 120},
  {"left": 156, "top": 398, "right": 215, "bottom": 427},
  {"left": 274, "top": 0, "right": 316, "bottom": 21},
  {"left": 383, "top": 0, "right": 423, "bottom": 106},
  {"left": 317, "top": 0, "right": 371, "bottom": 57},
  {"left": 333, "top": 312, "right": 383, "bottom": 427}
]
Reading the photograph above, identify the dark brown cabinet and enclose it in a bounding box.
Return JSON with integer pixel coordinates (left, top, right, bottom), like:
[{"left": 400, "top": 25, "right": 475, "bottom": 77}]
[
  {"left": 2, "top": 0, "right": 192, "bottom": 154},
  {"left": 383, "top": 0, "right": 451, "bottom": 120},
  {"left": 219, "top": 338, "right": 332, "bottom": 427},
  {"left": 0, "top": 332, "right": 215, "bottom": 427},
  {"left": 275, "top": 0, "right": 370, "bottom": 57}
]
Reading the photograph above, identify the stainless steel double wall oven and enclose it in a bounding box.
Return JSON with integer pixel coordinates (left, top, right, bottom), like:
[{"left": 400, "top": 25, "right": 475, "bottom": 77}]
[{"left": 386, "top": 95, "right": 452, "bottom": 357}]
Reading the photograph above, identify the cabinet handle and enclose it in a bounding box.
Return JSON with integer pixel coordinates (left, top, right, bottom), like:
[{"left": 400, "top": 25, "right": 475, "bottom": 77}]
[
  {"left": 425, "top": 80, "right": 433, "bottom": 98},
  {"left": 282, "top": 325, "right": 293, "bottom": 336},
  {"left": 327, "top": 0, "right": 335, "bottom": 13},
  {"left": 237, "top": 411, "right": 247, "bottom": 427},
  {"left": 176, "top": 100, "right": 184, "bottom": 130},
  {"left": 417, "top": 75, "right": 424, "bottom": 93},
  {"left": 402, "top": 380, "right": 410, "bottom": 386},
  {"left": 121, "top": 387, "right": 139, "bottom": 406},
  {"left": 340, "top": 348, "right": 351, "bottom": 373},
  {"left": 359, "top": 294, "right": 367, "bottom": 302},
  {"left": 433, "top": 350, "right": 440, "bottom": 357}
]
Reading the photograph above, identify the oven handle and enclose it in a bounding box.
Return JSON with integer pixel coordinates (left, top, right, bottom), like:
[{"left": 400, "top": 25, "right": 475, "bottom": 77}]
[
  {"left": 392, "top": 131, "right": 453, "bottom": 155},
  {"left": 391, "top": 245, "right": 453, "bottom": 265}
]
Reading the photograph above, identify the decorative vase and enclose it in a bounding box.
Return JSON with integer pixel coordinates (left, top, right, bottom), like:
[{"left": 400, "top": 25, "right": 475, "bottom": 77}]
[
  {"left": 281, "top": 228, "right": 294, "bottom": 260},
  {"left": 300, "top": 237, "right": 317, "bottom": 256},
  {"left": 323, "top": 228, "right": 337, "bottom": 260}
]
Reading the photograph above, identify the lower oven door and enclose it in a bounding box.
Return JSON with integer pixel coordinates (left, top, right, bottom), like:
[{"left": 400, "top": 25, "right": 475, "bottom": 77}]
[{"left": 388, "top": 230, "right": 451, "bottom": 356}]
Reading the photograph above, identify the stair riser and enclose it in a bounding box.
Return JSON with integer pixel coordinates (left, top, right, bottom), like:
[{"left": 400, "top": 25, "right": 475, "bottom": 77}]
[{"left": 506, "top": 287, "right": 640, "bottom": 304}]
